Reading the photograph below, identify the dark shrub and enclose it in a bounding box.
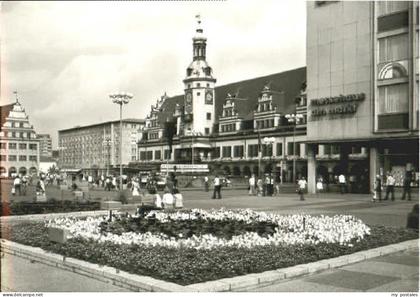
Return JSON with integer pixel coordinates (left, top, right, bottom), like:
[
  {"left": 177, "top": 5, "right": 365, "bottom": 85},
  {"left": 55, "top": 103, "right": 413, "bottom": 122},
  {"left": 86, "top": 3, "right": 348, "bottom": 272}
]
[{"left": 406, "top": 204, "right": 419, "bottom": 230}]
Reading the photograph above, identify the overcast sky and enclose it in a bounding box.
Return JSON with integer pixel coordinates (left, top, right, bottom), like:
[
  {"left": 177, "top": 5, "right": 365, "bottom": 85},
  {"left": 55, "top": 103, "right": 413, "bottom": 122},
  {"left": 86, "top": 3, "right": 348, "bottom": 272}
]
[{"left": 0, "top": 0, "right": 306, "bottom": 146}]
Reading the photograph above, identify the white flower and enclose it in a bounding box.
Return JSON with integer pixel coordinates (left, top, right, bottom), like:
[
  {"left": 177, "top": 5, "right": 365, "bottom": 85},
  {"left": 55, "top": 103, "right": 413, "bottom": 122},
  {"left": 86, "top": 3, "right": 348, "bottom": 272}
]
[{"left": 45, "top": 209, "right": 370, "bottom": 250}]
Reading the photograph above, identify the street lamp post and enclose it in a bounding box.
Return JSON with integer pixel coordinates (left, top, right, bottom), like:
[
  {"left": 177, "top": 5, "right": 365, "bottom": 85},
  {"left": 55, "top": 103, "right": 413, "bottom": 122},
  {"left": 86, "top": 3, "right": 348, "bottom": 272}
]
[
  {"left": 285, "top": 113, "right": 303, "bottom": 183},
  {"left": 109, "top": 92, "right": 133, "bottom": 189}
]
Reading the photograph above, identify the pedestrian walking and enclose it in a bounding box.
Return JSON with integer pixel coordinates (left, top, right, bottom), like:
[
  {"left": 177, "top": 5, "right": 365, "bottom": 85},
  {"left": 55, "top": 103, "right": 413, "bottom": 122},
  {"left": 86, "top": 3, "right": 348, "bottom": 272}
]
[
  {"left": 212, "top": 175, "right": 222, "bottom": 199},
  {"left": 338, "top": 173, "right": 346, "bottom": 194},
  {"left": 257, "top": 177, "right": 263, "bottom": 197},
  {"left": 204, "top": 176, "right": 209, "bottom": 192},
  {"left": 384, "top": 172, "right": 396, "bottom": 201},
  {"left": 372, "top": 174, "right": 382, "bottom": 202},
  {"left": 316, "top": 176, "right": 323, "bottom": 197},
  {"left": 173, "top": 188, "right": 184, "bottom": 209},
  {"left": 297, "top": 177, "right": 307, "bottom": 201},
  {"left": 248, "top": 174, "right": 256, "bottom": 195},
  {"left": 13, "top": 176, "right": 22, "bottom": 196},
  {"left": 268, "top": 173, "right": 274, "bottom": 196},
  {"left": 131, "top": 178, "right": 140, "bottom": 196},
  {"left": 401, "top": 173, "right": 412, "bottom": 201}
]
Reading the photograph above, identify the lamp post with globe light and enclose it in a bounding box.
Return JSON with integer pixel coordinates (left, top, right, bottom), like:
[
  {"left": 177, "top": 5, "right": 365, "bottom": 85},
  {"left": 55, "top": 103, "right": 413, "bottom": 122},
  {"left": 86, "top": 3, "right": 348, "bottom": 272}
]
[
  {"left": 285, "top": 113, "right": 303, "bottom": 183},
  {"left": 109, "top": 92, "right": 133, "bottom": 189}
]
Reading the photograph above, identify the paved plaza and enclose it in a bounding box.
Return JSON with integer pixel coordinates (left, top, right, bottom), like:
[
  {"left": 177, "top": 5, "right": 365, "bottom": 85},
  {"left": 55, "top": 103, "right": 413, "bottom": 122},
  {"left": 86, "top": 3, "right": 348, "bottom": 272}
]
[{"left": 1, "top": 186, "right": 418, "bottom": 292}]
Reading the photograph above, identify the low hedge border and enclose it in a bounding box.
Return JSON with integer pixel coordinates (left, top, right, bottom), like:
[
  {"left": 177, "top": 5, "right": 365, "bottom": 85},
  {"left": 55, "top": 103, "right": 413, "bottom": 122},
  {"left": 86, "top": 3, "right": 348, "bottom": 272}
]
[
  {"left": 1, "top": 238, "right": 417, "bottom": 292},
  {"left": 2, "top": 219, "right": 418, "bottom": 286}
]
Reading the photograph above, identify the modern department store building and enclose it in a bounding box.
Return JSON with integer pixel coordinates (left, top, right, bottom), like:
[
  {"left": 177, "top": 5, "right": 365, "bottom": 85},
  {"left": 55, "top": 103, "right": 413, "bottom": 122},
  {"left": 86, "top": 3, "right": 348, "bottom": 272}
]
[
  {"left": 136, "top": 1, "right": 419, "bottom": 194},
  {"left": 305, "top": 1, "right": 418, "bottom": 193}
]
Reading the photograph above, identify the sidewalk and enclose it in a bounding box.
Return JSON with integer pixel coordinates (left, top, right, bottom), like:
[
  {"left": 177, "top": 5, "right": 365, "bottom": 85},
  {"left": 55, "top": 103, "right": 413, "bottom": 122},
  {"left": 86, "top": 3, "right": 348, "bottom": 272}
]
[{"left": 249, "top": 246, "right": 419, "bottom": 292}]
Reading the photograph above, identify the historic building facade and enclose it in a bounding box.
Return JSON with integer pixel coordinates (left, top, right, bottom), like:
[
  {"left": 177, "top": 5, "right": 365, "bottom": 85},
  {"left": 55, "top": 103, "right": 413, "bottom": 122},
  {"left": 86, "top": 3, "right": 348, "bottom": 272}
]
[
  {"left": 305, "top": 1, "right": 419, "bottom": 193},
  {"left": 136, "top": 18, "right": 309, "bottom": 182},
  {"left": 137, "top": 4, "right": 419, "bottom": 192},
  {"left": 0, "top": 97, "right": 40, "bottom": 177},
  {"left": 58, "top": 119, "right": 144, "bottom": 176}
]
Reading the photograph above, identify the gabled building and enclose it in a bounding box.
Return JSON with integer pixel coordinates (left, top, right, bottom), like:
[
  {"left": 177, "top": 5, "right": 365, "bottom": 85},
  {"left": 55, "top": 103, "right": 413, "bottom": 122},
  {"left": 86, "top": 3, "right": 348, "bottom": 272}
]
[{"left": 0, "top": 95, "right": 40, "bottom": 177}]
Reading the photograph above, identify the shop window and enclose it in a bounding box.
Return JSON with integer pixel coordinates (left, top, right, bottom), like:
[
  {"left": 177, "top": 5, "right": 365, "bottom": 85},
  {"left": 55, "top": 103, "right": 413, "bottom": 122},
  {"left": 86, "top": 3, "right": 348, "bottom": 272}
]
[
  {"left": 332, "top": 145, "right": 340, "bottom": 155},
  {"left": 351, "top": 146, "right": 362, "bottom": 154},
  {"left": 324, "top": 145, "right": 331, "bottom": 155}
]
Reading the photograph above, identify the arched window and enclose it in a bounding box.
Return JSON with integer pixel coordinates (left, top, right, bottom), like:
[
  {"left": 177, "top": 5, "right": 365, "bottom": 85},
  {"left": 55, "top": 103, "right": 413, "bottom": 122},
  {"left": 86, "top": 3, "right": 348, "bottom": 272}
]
[{"left": 378, "top": 62, "right": 408, "bottom": 80}]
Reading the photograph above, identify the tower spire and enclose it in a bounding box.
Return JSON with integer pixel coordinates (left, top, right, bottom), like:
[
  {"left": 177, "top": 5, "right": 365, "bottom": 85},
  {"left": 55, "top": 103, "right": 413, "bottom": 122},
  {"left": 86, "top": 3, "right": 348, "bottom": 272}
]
[
  {"left": 192, "top": 14, "right": 206, "bottom": 61},
  {"left": 13, "top": 90, "right": 19, "bottom": 103}
]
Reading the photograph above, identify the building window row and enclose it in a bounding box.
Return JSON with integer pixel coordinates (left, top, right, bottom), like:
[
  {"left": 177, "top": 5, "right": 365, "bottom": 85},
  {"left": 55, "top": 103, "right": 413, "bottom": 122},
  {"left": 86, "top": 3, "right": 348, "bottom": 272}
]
[
  {"left": 221, "top": 123, "right": 236, "bottom": 133},
  {"left": 5, "top": 155, "right": 37, "bottom": 162},
  {"left": 257, "top": 102, "right": 273, "bottom": 112},
  {"left": 256, "top": 118, "right": 275, "bottom": 129}
]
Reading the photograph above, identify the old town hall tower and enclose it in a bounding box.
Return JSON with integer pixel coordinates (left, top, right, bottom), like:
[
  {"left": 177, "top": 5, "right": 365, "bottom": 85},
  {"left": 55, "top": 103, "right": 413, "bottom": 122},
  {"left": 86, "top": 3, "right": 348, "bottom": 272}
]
[{"left": 182, "top": 16, "right": 216, "bottom": 136}]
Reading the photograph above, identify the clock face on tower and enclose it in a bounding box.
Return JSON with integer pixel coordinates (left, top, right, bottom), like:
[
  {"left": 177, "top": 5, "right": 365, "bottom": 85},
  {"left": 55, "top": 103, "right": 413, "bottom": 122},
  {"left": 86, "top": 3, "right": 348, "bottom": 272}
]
[
  {"left": 205, "top": 91, "right": 213, "bottom": 105},
  {"left": 185, "top": 92, "right": 193, "bottom": 113}
]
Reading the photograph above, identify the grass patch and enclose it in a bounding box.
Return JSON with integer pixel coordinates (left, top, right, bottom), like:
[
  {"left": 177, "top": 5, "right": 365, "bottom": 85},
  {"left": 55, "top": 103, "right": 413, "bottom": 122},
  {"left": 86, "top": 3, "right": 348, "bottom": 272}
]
[{"left": 2, "top": 221, "right": 418, "bottom": 285}]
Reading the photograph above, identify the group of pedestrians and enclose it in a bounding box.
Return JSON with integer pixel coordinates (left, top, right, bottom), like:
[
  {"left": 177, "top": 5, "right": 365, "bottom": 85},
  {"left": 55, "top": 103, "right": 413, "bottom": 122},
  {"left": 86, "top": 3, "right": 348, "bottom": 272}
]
[
  {"left": 247, "top": 174, "right": 278, "bottom": 197},
  {"left": 372, "top": 172, "right": 412, "bottom": 202}
]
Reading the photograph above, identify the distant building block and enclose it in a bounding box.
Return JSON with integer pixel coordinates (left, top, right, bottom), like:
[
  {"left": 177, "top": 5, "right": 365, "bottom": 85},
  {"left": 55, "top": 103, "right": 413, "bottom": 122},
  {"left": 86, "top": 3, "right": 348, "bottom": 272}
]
[
  {"left": 48, "top": 227, "right": 69, "bottom": 244},
  {"left": 100, "top": 201, "right": 122, "bottom": 210}
]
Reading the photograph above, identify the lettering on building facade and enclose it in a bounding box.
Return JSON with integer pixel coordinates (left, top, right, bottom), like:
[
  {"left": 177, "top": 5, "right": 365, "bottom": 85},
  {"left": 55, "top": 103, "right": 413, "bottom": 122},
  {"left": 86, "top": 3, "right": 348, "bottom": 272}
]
[{"left": 310, "top": 93, "right": 365, "bottom": 120}]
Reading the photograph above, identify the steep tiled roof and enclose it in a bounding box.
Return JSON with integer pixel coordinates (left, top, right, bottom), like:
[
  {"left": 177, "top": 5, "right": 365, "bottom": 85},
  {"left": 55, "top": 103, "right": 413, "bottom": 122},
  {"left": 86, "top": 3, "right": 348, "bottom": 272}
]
[
  {"left": 0, "top": 103, "right": 14, "bottom": 128},
  {"left": 157, "top": 66, "right": 306, "bottom": 124}
]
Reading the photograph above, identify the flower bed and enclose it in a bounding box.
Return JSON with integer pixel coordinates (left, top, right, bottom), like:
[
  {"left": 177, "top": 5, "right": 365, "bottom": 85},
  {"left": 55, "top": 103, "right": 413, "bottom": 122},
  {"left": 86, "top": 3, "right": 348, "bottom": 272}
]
[
  {"left": 2, "top": 208, "right": 418, "bottom": 285},
  {"left": 46, "top": 209, "right": 371, "bottom": 249}
]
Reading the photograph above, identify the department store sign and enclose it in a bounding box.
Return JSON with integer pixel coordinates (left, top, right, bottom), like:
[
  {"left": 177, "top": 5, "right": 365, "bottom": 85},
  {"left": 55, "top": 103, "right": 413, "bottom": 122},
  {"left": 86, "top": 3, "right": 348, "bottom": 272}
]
[{"left": 310, "top": 93, "right": 365, "bottom": 119}]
